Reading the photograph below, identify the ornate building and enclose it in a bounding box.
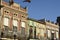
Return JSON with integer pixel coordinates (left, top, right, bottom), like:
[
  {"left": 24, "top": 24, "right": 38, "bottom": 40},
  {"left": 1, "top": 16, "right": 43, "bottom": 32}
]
[
  {"left": 0, "top": 0, "right": 28, "bottom": 40},
  {"left": 0, "top": 0, "right": 59, "bottom": 40}
]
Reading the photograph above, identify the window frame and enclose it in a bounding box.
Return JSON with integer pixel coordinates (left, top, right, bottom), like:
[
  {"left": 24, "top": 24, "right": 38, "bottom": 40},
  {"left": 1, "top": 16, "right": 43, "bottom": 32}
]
[
  {"left": 13, "top": 20, "right": 18, "bottom": 32},
  {"left": 21, "top": 21, "right": 26, "bottom": 28},
  {"left": 3, "top": 17, "right": 9, "bottom": 26}
]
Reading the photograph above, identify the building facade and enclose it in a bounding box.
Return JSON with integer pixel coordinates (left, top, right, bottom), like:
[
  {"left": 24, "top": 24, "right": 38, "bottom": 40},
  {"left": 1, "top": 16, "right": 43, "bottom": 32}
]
[
  {"left": 46, "top": 20, "right": 59, "bottom": 40},
  {"left": 39, "top": 19, "right": 59, "bottom": 40},
  {"left": 28, "top": 18, "right": 46, "bottom": 40},
  {"left": 0, "top": 0, "right": 59, "bottom": 40},
  {"left": 0, "top": 0, "right": 28, "bottom": 40}
]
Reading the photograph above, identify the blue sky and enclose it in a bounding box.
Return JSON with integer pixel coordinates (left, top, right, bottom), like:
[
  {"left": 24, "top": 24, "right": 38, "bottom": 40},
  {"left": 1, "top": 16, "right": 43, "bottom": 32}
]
[{"left": 4, "top": 0, "right": 60, "bottom": 22}]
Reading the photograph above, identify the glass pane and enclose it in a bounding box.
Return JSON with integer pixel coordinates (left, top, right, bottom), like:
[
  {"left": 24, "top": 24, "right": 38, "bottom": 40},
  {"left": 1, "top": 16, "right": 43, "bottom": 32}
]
[
  {"left": 29, "top": 21, "right": 33, "bottom": 25},
  {"left": 13, "top": 26, "right": 17, "bottom": 32},
  {"left": 21, "top": 27, "right": 25, "bottom": 35},
  {"left": 13, "top": 20, "right": 17, "bottom": 26},
  {"left": 47, "top": 30, "right": 51, "bottom": 38},
  {"left": 29, "top": 26, "right": 33, "bottom": 38},
  {"left": 56, "top": 32, "right": 58, "bottom": 38},
  {"left": 4, "top": 18, "right": 9, "bottom": 26},
  {"left": 4, "top": 26, "right": 9, "bottom": 31},
  {"left": 34, "top": 22, "right": 36, "bottom": 26},
  {"left": 21, "top": 21, "right": 25, "bottom": 28}
]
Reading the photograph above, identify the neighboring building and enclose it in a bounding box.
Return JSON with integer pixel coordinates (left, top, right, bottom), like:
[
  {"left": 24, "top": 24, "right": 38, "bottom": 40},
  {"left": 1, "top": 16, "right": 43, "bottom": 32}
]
[
  {"left": 28, "top": 18, "right": 38, "bottom": 39},
  {"left": 28, "top": 18, "right": 46, "bottom": 40},
  {"left": 39, "top": 19, "right": 59, "bottom": 40},
  {"left": 57, "top": 16, "right": 60, "bottom": 39}
]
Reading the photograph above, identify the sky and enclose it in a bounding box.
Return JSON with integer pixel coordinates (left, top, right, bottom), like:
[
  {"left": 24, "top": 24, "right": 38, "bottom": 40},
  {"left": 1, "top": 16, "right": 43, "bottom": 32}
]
[{"left": 4, "top": 0, "right": 60, "bottom": 22}]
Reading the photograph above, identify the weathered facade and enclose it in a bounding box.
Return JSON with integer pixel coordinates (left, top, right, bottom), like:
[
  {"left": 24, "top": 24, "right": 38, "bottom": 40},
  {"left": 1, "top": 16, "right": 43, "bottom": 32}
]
[
  {"left": 46, "top": 21, "right": 59, "bottom": 40},
  {"left": 0, "top": 0, "right": 28, "bottom": 40},
  {"left": 28, "top": 18, "right": 46, "bottom": 40},
  {"left": 39, "top": 19, "right": 59, "bottom": 40},
  {"left": 0, "top": 0, "right": 59, "bottom": 40}
]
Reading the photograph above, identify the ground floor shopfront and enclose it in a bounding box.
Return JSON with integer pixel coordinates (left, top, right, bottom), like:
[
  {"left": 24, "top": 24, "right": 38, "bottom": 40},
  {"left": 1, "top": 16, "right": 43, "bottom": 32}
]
[{"left": 0, "top": 29, "right": 59, "bottom": 40}]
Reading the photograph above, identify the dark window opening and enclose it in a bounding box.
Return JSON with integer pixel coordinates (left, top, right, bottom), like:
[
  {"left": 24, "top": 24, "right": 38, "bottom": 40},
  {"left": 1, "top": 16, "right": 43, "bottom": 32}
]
[
  {"left": 4, "top": 11, "right": 9, "bottom": 13},
  {"left": 21, "top": 27, "right": 25, "bottom": 35},
  {"left": 29, "top": 26, "right": 33, "bottom": 38},
  {"left": 14, "top": 14, "right": 17, "bottom": 16},
  {"left": 4, "top": 26, "right": 9, "bottom": 31},
  {"left": 13, "top": 26, "right": 17, "bottom": 32},
  {"left": 34, "top": 27, "right": 36, "bottom": 38}
]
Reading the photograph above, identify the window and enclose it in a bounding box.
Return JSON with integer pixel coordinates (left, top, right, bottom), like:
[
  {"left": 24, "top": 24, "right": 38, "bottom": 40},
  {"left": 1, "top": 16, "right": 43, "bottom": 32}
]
[
  {"left": 13, "top": 20, "right": 18, "bottom": 26},
  {"left": 34, "top": 22, "right": 36, "bottom": 26},
  {"left": 4, "top": 18, "right": 9, "bottom": 26},
  {"left": 13, "top": 20, "right": 18, "bottom": 32},
  {"left": 4, "top": 26, "right": 9, "bottom": 31},
  {"left": 34, "top": 27, "right": 36, "bottom": 38},
  {"left": 56, "top": 32, "right": 58, "bottom": 38},
  {"left": 47, "top": 30, "right": 51, "bottom": 38},
  {"left": 29, "top": 26, "right": 33, "bottom": 38},
  {"left": 21, "top": 21, "right": 26, "bottom": 36},
  {"left": 14, "top": 14, "right": 17, "bottom": 16},
  {"left": 29, "top": 26, "right": 33, "bottom": 34},
  {"left": 13, "top": 26, "right": 17, "bottom": 32},
  {"left": 21, "top": 27, "right": 25, "bottom": 35},
  {"left": 22, "top": 15, "right": 25, "bottom": 18},
  {"left": 40, "top": 29, "right": 44, "bottom": 37},
  {"left": 3, "top": 18, "right": 9, "bottom": 31},
  {"left": 4, "top": 10, "right": 9, "bottom": 14},
  {"left": 29, "top": 21, "right": 33, "bottom": 25},
  {"left": 21, "top": 21, "right": 25, "bottom": 28}
]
